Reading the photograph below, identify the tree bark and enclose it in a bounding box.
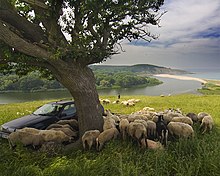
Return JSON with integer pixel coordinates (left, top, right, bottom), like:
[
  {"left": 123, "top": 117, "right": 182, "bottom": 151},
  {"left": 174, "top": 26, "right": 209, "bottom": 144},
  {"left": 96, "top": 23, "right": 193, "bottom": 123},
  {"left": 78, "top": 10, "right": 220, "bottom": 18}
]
[{"left": 51, "top": 61, "right": 104, "bottom": 147}]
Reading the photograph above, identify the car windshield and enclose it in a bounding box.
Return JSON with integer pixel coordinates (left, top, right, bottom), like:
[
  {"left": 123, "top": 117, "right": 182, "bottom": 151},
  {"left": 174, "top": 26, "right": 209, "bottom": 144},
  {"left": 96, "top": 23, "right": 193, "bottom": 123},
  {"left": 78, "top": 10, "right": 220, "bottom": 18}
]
[{"left": 33, "top": 103, "right": 63, "bottom": 116}]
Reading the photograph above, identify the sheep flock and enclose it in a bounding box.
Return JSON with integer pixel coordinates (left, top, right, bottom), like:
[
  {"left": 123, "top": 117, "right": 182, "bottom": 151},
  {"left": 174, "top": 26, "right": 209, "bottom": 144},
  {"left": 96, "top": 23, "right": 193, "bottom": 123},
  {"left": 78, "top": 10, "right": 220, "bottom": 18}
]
[{"left": 7, "top": 99, "right": 214, "bottom": 153}]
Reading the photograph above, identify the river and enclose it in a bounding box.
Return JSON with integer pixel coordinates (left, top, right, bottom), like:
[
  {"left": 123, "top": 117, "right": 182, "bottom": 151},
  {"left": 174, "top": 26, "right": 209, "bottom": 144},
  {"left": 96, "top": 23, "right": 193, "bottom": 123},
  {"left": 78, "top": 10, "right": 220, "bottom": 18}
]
[{"left": 0, "top": 76, "right": 203, "bottom": 104}]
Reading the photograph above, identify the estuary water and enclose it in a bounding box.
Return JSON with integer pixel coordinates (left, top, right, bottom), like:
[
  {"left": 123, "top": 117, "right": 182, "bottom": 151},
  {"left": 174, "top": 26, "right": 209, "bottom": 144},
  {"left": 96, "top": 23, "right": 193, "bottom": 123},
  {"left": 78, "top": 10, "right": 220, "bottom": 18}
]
[{"left": 0, "top": 69, "right": 219, "bottom": 104}]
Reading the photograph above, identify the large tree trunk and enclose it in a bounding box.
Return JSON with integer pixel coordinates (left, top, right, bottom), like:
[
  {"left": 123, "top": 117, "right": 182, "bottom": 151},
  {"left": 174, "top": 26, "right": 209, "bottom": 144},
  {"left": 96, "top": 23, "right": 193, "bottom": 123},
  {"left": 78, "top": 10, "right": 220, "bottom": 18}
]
[{"left": 51, "top": 61, "right": 104, "bottom": 149}]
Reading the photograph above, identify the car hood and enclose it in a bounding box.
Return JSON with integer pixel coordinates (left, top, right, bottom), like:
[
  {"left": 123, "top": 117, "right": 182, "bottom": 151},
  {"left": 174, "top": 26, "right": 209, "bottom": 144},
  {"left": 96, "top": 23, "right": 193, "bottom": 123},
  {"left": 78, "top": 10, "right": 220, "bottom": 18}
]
[{"left": 2, "top": 114, "right": 52, "bottom": 130}]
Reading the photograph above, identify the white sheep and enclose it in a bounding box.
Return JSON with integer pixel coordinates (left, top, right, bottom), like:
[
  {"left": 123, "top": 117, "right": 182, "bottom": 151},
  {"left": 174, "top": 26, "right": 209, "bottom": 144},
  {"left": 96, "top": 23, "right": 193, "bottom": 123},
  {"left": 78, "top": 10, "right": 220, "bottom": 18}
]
[
  {"left": 146, "top": 120, "right": 157, "bottom": 140},
  {"left": 38, "top": 130, "right": 72, "bottom": 144},
  {"left": 96, "top": 128, "right": 119, "bottom": 151},
  {"left": 49, "top": 127, "right": 78, "bottom": 138},
  {"left": 103, "top": 117, "right": 116, "bottom": 131},
  {"left": 18, "top": 127, "right": 39, "bottom": 134},
  {"left": 119, "top": 118, "right": 129, "bottom": 140},
  {"left": 82, "top": 130, "right": 100, "bottom": 150},
  {"left": 46, "top": 123, "right": 74, "bottom": 131},
  {"left": 198, "top": 112, "right": 210, "bottom": 123},
  {"left": 8, "top": 131, "right": 44, "bottom": 148},
  {"left": 134, "top": 119, "right": 148, "bottom": 129},
  {"left": 171, "top": 116, "right": 193, "bottom": 126},
  {"left": 140, "top": 138, "right": 164, "bottom": 150},
  {"left": 199, "top": 115, "right": 214, "bottom": 134},
  {"left": 127, "top": 122, "right": 147, "bottom": 146},
  {"left": 56, "top": 119, "right": 78, "bottom": 130},
  {"left": 167, "top": 122, "right": 194, "bottom": 138}
]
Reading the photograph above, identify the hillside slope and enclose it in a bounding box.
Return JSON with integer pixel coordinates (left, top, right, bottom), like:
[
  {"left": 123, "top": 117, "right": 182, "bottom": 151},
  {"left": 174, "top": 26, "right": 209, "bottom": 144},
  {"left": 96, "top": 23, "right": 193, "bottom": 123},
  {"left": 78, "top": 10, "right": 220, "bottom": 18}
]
[{"left": 91, "top": 64, "right": 189, "bottom": 74}]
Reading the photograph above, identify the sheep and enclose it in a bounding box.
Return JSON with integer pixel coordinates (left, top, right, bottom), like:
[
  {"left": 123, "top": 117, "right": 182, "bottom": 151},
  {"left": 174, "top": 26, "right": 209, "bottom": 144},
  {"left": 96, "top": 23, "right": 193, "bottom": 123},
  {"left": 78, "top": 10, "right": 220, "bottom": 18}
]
[
  {"left": 156, "top": 114, "right": 168, "bottom": 146},
  {"left": 56, "top": 119, "right": 78, "bottom": 130},
  {"left": 46, "top": 123, "right": 74, "bottom": 131},
  {"left": 199, "top": 115, "right": 214, "bottom": 134},
  {"left": 146, "top": 120, "right": 157, "bottom": 140},
  {"left": 82, "top": 130, "right": 100, "bottom": 150},
  {"left": 102, "top": 99, "right": 111, "bottom": 104},
  {"left": 142, "top": 107, "right": 155, "bottom": 112},
  {"left": 103, "top": 117, "right": 117, "bottom": 131},
  {"left": 167, "top": 122, "right": 194, "bottom": 139},
  {"left": 171, "top": 116, "right": 193, "bottom": 126},
  {"left": 127, "top": 122, "right": 147, "bottom": 146},
  {"left": 112, "top": 100, "right": 120, "bottom": 104},
  {"left": 8, "top": 131, "right": 44, "bottom": 149},
  {"left": 119, "top": 118, "right": 129, "bottom": 140},
  {"left": 38, "top": 130, "right": 72, "bottom": 144},
  {"left": 198, "top": 112, "right": 210, "bottom": 123},
  {"left": 49, "top": 127, "right": 78, "bottom": 138},
  {"left": 140, "top": 138, "right": 164, "bottom": 150},
  {"left": 96, "top": 128, "right": 119, "bottom": 151},
  {"left": 186, "top": 112, "right": 198, "bottom": 122},
  {"left": 134, "top": 119, "right": 148, "bottom": 129},
  {"left": 18, "top": 127, "right": 39, "bottom": 134}
]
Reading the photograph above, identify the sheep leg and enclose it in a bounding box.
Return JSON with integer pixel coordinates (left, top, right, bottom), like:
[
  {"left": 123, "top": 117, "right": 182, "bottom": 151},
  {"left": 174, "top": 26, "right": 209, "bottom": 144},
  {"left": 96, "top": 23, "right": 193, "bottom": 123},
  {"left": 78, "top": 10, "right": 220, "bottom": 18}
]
[
  {"left": 88, "top": 140, "right": 93, "bottom": 150},
  {"left": 82, "top": 139, "right": 86, "bottom": 150}
]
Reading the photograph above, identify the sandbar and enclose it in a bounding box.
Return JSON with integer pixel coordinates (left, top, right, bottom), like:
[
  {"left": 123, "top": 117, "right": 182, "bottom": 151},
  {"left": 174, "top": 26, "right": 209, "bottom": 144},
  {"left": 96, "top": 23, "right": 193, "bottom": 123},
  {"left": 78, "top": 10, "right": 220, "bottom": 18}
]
[{"left": 154, "top": 74, "right": 207, "bottom": 84}]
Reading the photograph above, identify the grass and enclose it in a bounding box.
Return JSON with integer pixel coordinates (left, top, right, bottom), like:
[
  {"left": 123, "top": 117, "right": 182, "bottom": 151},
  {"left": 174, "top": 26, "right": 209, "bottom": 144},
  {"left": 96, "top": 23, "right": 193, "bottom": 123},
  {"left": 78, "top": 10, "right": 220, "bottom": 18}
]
[
  {"left": 0, "top": 94, "right": 220, "bottom": 176},
  {"left": 198, "top": 80, "right": 220, "bottom": 95}
]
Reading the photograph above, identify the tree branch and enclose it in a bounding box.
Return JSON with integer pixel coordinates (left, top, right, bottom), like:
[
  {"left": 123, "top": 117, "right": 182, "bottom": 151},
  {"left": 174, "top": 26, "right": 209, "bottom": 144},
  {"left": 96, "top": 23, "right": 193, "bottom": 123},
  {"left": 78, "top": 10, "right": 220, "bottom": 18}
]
[
  {"left": 0, "top": 0, "right": 48, "bottom": 44},
  {"left": 21, "top": 0, "right": 48, "bottom": 9},
  {"left": 0, "top": 21, "right": 52, "bottom": 59}
]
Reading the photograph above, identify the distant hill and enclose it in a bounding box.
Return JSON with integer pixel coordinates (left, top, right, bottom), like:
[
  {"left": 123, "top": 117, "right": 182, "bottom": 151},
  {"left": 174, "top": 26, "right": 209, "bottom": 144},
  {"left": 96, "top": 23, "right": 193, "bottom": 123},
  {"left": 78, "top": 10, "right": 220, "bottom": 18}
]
[{"left": 90, "top": 64, "right": 189, "bottom": 75}]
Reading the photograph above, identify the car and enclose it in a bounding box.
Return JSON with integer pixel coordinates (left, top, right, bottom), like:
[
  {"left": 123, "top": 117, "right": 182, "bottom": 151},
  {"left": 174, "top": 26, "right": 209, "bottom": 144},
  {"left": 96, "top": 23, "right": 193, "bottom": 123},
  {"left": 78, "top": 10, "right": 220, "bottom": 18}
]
[{"left": 0, "top": 100, "right": 78, "bottom": 139}]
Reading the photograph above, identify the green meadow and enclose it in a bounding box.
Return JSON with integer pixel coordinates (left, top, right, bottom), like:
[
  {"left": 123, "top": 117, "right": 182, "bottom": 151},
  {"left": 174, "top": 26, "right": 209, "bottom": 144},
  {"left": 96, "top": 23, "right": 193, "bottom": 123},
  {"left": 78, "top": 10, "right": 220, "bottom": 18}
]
[{"left": 0, "top": 94, "right": 220, "bottom": 176}]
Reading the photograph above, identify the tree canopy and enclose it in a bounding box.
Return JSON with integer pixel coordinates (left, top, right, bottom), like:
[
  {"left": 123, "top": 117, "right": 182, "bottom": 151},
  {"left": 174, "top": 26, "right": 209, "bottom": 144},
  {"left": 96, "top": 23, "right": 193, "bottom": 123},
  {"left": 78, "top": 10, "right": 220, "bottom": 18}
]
[{"left": 0, "top": 0, "right": 165, "bottom": 148}]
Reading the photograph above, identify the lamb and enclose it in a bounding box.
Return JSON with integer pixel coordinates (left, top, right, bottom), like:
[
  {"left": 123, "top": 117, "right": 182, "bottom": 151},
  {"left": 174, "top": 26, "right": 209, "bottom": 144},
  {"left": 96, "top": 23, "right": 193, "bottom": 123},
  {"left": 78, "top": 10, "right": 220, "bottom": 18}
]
[
  {"left": 119, "top": 118, "right": 129, "bottom": 140},
  {"left": 127, "top": 122, "right": 147, "bottom": 146},
  {"left": 38, "top": 130, "right": 72, "bottom": 144},
  {"left": 171, "top": 116, "right": 193, "bottom": 126},
  {"left": 199, "top": 115, "right": 214, "bottom": 134},
  {"left": 140, "top": 138, "right": 164, "bottom": 150},
  {"left": 167, "top": 122, "right": 194, "bottom": 139},
  {"left": 156, "top": 114, "right": 168, "bottom": 146},
  {"left": 8, "top": 130, "right": 44, "bottom": 148},
  {"left": 96, "top": 128, "right": 119, "bottom": 151},
  {"left": 82, "top": 130, "right": 100, "bottom": 150},
  {"left": 56, "top": 119, "right": 78, "bottom": 130}
]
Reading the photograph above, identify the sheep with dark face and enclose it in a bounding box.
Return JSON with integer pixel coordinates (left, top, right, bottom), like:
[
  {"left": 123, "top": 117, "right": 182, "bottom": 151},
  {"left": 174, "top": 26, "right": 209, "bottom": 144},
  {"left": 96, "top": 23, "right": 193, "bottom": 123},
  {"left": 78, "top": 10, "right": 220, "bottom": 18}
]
[
  {"left": 186, "top": 112, "right": 198, "bottom": 122},
  {"left": 156, "top": 114, "right": 168, "bottom": 147}
]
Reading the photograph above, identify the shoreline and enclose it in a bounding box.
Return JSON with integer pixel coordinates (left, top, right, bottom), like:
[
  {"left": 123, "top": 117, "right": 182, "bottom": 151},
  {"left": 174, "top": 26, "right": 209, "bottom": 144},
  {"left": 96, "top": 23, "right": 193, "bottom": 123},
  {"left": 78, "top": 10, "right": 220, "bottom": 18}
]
[{"left": 154, "top": 74, "right": 208, "bottom": 84}]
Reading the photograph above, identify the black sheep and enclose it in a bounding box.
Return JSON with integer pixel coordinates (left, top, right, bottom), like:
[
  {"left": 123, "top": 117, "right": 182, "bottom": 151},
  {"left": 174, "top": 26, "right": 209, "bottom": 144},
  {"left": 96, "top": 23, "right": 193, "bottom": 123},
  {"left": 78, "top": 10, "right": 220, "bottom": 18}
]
[{"left": 156, "top": 114, "right": 168, "bottom": 146}]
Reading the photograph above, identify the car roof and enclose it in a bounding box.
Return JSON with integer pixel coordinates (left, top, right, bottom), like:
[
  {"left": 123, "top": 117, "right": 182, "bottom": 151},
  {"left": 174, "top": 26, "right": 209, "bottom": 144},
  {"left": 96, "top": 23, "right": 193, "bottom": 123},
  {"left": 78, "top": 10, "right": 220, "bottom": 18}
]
[{"left": 48, "top": 100, "right": 74, "bottom": 105}]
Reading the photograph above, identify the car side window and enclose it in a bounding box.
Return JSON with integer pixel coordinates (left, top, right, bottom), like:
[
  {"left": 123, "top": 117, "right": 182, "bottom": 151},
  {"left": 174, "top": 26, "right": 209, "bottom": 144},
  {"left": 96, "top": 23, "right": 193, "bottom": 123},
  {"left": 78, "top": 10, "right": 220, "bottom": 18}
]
[{"left": 62, "top": 104, "right": 76, "bottom": 116}]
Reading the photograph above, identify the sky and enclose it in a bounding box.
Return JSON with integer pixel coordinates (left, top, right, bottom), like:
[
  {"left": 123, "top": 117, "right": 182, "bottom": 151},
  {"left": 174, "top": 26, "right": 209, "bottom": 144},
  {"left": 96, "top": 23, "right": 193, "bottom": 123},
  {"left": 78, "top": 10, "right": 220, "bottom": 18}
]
[{"left": 102, "top": 0, "right": 220, "bottom": 70}]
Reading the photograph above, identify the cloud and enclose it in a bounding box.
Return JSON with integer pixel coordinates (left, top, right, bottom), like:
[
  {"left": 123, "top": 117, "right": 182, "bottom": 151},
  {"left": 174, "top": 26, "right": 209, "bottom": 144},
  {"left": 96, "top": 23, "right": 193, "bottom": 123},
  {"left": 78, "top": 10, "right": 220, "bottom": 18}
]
[{"left": 103, "top": 0, "right": 220, "bottom": 69}]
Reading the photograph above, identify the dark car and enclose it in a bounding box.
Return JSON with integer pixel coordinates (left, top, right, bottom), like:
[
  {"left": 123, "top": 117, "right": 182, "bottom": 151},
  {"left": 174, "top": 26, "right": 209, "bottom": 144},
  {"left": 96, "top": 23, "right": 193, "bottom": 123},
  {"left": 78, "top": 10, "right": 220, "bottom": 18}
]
[{"left": 0, "top": 100, "right": 77, "bottom": 139}]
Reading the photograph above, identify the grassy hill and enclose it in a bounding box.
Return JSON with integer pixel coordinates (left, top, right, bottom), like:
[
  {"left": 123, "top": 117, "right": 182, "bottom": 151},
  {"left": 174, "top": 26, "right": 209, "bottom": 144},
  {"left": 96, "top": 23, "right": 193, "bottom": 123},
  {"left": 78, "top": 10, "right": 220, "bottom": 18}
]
[
  {"left": 0, "top": 95, "right": 220, "bottom": 176},
  {"left": 91, "top": 64, "right": 189, "bottom": 75}
]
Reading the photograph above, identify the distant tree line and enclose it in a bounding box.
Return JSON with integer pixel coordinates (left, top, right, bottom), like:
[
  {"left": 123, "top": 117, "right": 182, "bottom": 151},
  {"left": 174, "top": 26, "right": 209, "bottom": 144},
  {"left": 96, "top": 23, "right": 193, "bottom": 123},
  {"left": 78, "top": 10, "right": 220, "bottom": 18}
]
[{"left": 0, "top": 71, "right": 162, "bottom": 92}]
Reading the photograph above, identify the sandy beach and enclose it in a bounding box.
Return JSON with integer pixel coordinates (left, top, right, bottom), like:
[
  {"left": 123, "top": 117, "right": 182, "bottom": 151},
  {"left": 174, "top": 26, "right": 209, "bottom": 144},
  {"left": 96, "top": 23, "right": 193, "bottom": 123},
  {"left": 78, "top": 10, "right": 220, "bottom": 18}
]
[{"left": 154, "top": 74, "right": 207, "bottom": 84}]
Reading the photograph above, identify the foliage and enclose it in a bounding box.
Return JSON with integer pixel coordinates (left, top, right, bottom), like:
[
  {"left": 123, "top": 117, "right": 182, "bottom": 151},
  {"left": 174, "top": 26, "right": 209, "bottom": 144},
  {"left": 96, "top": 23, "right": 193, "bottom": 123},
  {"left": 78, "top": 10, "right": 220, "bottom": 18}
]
[
  {"left": 0, "top": 95, "right": 220, "bottom": 176},
  {"left": 0, "top": 71, "right": 162, "bottom": 92}
]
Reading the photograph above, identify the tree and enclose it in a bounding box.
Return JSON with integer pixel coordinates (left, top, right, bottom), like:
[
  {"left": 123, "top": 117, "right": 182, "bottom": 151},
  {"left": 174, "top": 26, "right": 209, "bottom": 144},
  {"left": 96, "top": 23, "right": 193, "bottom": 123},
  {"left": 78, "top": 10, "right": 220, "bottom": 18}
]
[{"left": 0, "top": 0, "right": 164, "bottom": 148}]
